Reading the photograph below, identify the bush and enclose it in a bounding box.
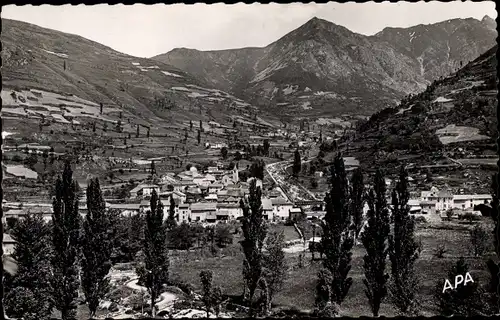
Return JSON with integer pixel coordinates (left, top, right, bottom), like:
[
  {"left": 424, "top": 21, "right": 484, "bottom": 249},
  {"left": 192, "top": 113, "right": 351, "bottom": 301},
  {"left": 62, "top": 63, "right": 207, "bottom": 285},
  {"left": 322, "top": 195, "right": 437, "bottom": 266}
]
[
  {"left": 469, "top": 224, "right": 488, "bottom": 257},
  {"left": 433, "top": 244, "right": 448, "bottom": 258},
  {"left": 414, "top": 216, "right": 427, "bottom": 224}
]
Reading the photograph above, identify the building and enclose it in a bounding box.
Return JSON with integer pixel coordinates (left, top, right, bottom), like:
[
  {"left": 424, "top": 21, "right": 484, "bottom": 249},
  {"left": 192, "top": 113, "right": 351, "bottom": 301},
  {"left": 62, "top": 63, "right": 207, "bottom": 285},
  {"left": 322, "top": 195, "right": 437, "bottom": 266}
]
[
  {"left": 408, "top": 199, "right": 422, "bottom": 214},
  {"left": 178, "top": 204, "right": 191, "bottom": 223},
  {"left": 107, "top": 203, "right": 142, "bottom": 216},
  {"left": 216, "top": 203, "right": 242, "bottom": 221},
  {"left": 130, "top": 184, "right": 160, "bottom": 198},
  {"left": 421, "top": 187, "right": 453, "bottom": 212},
  {"left": 452, "top": 194, "right": 492, "bottom": 210},
  {"left": 289, "top": 207, "right": 303, "bottom": 221},
  {"left": 190, "top": 202, "right": 217, "bottom": 222},
  {"left": 271, "top": 197, "right": 294, "bottom": 221},
  {"left": 3, "top": 233, "right": 16, "bottom": 255},
  {"left": 208, "top": 183, "right": 224, "bottom": 194},
  {"left": 261, "top": 198, "right": 274, "bottom": 220}
]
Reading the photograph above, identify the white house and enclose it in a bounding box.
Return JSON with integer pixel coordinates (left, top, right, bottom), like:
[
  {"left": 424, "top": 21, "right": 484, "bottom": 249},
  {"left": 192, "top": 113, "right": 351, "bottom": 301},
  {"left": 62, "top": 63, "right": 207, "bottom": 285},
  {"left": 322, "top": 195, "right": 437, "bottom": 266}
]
[
  {"left": 452, "top": 194, "right": 492, "bottom": 210},
  {"left": 3, "top": 234, "right": 16, "bottom": 255},
  {"left": 130, "top": 184, "right": 160, "bottom": 198},
  {"left": 208, "top": 183, "right": 224, "bottom": 194},
  {"left": 261, "top": 198, "right": 274, "bottom": 220},
  {"left": 421, "top": 187, "right": 453, "bottom": 212},
  {"left": 271, "top": 197, "right": 294, "bottom": 221},
  {"left": 178, "top": 204, "right": 191, "bottom": 223},
  {"left": 190, "top": 202, "right": 218, "bottom": 222},
  {"left": 216, "top": 203, "right": 242, "bottom": 221}
]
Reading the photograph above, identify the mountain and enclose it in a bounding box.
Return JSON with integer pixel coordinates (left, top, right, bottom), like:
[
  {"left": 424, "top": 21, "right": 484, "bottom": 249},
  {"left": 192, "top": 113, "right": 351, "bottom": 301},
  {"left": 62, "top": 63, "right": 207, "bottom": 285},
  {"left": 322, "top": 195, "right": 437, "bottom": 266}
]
[
  {"left": 1, "top": 19, "right": 277, "bottom": 126},
  {"left": 153, "top": 16, "right": 497, "bottom": 118},
  {"left": 347, "top": 44, "right": 497, "bottom": 191}
]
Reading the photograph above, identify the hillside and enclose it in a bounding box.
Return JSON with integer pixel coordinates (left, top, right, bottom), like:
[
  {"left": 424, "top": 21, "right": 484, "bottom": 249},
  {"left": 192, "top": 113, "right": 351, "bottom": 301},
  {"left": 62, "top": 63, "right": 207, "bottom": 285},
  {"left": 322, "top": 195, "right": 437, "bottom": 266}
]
[
  {"left": 1, "top": 18, "right": 278, "bottom": 129},
  {"left": 1, "top": 18, "right": 283, "bottom": 199},
  {"left": 154, "top": 16, "right": 497, "bottom": 119},
  {"left": 347, "top": 44, "right": 498, "bottom": 192}
]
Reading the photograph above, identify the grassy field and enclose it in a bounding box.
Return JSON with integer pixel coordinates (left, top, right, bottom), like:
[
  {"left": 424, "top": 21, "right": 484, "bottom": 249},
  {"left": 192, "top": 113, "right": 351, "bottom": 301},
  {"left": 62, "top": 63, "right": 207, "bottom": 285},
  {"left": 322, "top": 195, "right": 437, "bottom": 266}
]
[{"left": 166, "top": 217, "right": 496, "bottom": 317}]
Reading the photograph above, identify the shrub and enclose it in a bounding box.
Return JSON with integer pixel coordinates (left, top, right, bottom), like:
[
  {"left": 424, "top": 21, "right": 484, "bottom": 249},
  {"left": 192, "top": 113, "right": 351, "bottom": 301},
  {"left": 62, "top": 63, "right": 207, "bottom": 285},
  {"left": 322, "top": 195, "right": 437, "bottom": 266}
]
[
  {"left": 414, "top": 216, "right": 427, "bottom": 224},
  {"left": 433, "top": 244, "right": 448, "bottom": 258},
  {"left": 469, "top": 224, "right": 488, "bottom": 257}
]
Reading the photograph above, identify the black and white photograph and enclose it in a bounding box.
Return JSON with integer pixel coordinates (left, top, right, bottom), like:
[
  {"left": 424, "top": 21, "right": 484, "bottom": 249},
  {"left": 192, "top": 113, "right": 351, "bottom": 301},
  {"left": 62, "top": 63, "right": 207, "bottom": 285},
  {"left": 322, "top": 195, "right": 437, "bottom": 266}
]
[{"left": 0, "top": 1, "right": 499, "bottom": 319}]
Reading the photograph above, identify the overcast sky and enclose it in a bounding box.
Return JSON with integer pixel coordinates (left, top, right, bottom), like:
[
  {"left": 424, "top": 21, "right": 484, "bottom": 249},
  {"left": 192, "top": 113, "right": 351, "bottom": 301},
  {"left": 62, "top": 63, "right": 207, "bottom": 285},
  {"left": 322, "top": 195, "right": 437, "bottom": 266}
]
[{"left": 2, "top": 2, "right": 497, "bottom": 58}]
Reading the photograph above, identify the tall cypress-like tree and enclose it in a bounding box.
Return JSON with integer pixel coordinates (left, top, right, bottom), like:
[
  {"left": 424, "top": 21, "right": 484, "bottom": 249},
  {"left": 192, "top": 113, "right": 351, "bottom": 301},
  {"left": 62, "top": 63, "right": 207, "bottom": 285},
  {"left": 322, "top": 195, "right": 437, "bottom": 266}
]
[
  {"left": 388, "top": 166, "right": 421, "bottom": 315},
  {"left": 136, "top": 190, "right": 169, "bottom": 317},
  {"left": 81, "top": 178, "right": 116, "bottom": 318},
  {"left": 165, "top": 195, "right": 177, "bottom": 231},
  {"left": 197, "top": 130, "right": 201, "bottom": 145},
  {"left": 292, "top": 149, "right": 301, "bottom": 177},
  {"left": 240, "top": 179, "right": 267, "bottom": 316},
  {"left": 350, "top": 168, "right": 365, "bottom": 243},
  {"left": 320, "top": 153, "right": 354, "bottom": 307},
  {"left": 51, "top": 161, "right": 81, "bottom": 320},
  {"left": 262, "top": 231, "right": 286, "bottom": 313},
  {"left": 4, "top": 213, "right": 53, "bottom": 320},
  {"left": 361, "top": 170, "right": 390, "bottom": 317}
]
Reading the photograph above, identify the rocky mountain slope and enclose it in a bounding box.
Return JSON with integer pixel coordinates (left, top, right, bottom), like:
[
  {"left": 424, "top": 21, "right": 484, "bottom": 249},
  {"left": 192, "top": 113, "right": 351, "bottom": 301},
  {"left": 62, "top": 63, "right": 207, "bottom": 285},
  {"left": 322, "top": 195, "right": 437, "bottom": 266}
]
[
  {"left": 346, "top": 44, "right": 497, "bottom": 191},
  {"left": 1, "top": 18, "right": 276, "bottom": 129},
  {"left": 154, "top": 16, "right": 496, "bottom": 118}
]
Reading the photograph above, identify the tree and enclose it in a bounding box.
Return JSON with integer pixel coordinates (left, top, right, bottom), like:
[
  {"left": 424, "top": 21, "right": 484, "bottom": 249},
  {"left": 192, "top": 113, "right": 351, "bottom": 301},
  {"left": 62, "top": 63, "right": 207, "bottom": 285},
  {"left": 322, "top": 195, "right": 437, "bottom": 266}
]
[
  {"left": 136, "top": 124, "right": 140, "bottom": 138},
  {"left": 92, "top": 121, "right": 96, "bottom": 133},
  {"left": 221, "top": 147, "right": 228, "bottom": 160},
  {"left": 4, "top": 213, "right": 53, "bottom": 320},
  {"left": 469, "top": 224, "right": 488, "bottom": 257},
  {"left": 100, "top": 103, "right": 103, "bottom": 114},
  {"left": 235, "top": 151, "right": 242, "bottom": 161},
  {"left": 240, "top": 179, "right": 268, "bottom": 316},
  {"left": 388, "top": 166, "right": 421, "bottom": 315},
  {"left": 292, "top": 149, "right": 301, "bottom": 177},
  {"left": 190, "top": 120, "right": 193, "bottom": 131},
  {"left": 168, "top": 222, "right": 196, "bottom": 250},
  {"left": 261, "top": 231, "right": 286, "bottom": 313},
  {"left": 199, "top": 120, "right": 203, "bottom": 131},
  {"left": 361, "top": 169, "right": 390, "bottom": 317},
  {"left": 214, "top": 224, "right": 233, "bottom": 248},
  {"left": 136, "top": 190, "right": 169, "bottom": 317},
  {"left": 263, "top": 140, "right": 270, "bottom": 157},
  {"left": 249, "top": 160, "right": 265, "bottom": 181},
  {"left": 350, "top": 168, "right": 365, "bottom": 242},
  {"left": 150, "top": 160, "right": 156, "bottom": 176},
  {"left": 310, "top": 177, "right": 318, "bottom": 189},
  {"left": 81, "top": 178, "right": 116, "bottom": 318},
  {"left": 165, "top": 196, "right": 177, "bottom": 231},
  {"left": 51, "top": 161, "right": 81, "bottom": 320},
  {"left": 315, "top": 268, "right": 334, "bottom": 314},
  {"left": 435, "top": 257, "right": 483, "bottom": 316},
  {"left": 197, "top": 130, "right": 201, "bottom": 144},
  {"left": 319, "top": 154, "right": 354, "bottom": 306},
  {"left": 147, "top": 128, "right": 150, "bottom": 138},
  {"left": 199, "top": 270, "right": 224, "bottom": 318}
]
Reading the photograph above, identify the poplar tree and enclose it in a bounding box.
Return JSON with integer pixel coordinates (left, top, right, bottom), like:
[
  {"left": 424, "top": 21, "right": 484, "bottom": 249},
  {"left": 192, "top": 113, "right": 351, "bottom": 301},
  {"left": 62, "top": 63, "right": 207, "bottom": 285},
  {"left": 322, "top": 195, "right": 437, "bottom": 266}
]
[
  {"left": 292, "top": 149, "right": 301, "bottom": 177},
  {"left": 165, "top": 195, "right": 177, "bottom": 231},
  {"left": 361, "top": 170, "right": 390, "bottom": 317},
  {"left": 319, "top": 153, "right": 354, "bottom": 308},
  {"left": 350, "top": 168, "right": 365, "bottom": 242},
  {"left": 136, "top": 190, "right": 169, "bottom": 317},
  {"left": 81, "top": 178, "right": 116, "bottom": 318},
  {"left": 197, "top": 130, "right": 201, "bottom": 144},
  {"left": 4, "top": 213, "right": 53, "bottom": 320},
  {"left": 51, "top": 161, "right": 81, "bottom": 320},
  {"left": 388, "top": 166, "right": 421, "bottom": 315},
  {"left": 240, "top": 179, "right": 267, "bottom": 316},
  {"left": 261, "top": 231, "right": 286, "bottom": 313}
]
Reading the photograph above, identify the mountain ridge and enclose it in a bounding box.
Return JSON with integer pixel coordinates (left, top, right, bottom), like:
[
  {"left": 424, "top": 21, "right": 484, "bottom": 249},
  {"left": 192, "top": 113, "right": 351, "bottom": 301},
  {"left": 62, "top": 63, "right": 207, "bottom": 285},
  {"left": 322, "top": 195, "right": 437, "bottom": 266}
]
[{"left": 153, "top": 15, "right": 497, "bottom": 118}]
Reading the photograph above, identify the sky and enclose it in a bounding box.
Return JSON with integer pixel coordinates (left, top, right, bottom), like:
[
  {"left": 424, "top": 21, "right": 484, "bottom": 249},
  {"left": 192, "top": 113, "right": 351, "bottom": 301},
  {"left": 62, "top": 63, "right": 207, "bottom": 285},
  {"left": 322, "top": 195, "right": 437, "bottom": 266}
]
[{"left": 2, "top": 2, "right": 497, "bottom": 58}]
